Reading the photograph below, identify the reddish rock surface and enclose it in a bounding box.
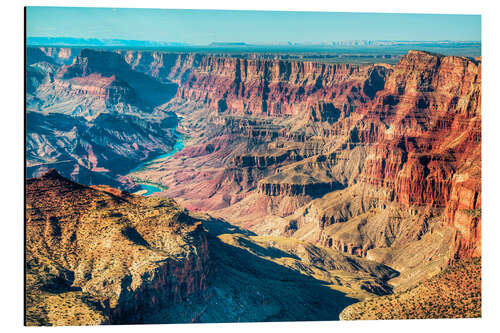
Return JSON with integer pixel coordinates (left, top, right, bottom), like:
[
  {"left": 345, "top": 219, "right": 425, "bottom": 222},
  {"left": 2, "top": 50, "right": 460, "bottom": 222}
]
[
  {"left": 29, "top": 47, "right": 481, "bottom": 288},
  {"left": 26, "top": 48, "right": 482, "bottom": 324},
  {"left": 126, "top": 50, "right": 480, "bottom": 266},
  {"left": 122, "top": 51, "right": 390, "bottom": 117}
]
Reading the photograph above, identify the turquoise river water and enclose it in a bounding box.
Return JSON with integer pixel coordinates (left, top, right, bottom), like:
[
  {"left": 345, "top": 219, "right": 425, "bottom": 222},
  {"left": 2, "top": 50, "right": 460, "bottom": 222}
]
[{"left": 130, "top": 129, "right": 185, "bottom": 196}]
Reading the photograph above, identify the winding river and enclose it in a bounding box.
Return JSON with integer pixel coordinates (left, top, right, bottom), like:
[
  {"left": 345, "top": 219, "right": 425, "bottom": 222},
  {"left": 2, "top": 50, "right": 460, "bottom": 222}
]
[{"left": 129, "top": 129, "right": 185, "bottom": 196}]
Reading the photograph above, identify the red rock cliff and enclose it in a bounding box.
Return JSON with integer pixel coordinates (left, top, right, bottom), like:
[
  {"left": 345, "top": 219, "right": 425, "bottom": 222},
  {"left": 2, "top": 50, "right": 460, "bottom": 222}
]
[
  {"left": 121, "top": 51, "right": 391, "bottom": 117},
  {"left": 119, "top": 50, "right": 482, "bottom": 261}
]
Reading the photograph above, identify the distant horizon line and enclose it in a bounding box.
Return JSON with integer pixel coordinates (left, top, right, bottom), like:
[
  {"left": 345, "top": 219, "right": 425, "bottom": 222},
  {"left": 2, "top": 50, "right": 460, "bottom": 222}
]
[
  {"left": 26, "top": 37, "right": 481, "bottom": 46},
  {"left": 27, "top": 37, "right": 482, "bottom": 42}
]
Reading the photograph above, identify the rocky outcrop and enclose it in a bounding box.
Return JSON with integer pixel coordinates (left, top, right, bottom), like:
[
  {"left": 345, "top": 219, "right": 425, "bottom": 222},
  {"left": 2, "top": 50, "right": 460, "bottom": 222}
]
[
  {"left": 121, "top": 50, "right": 391, "bottom": 117},
  {"left": 67, "top": 74, "right": 141, "bottom": 107},
  {"left": 233, "top": 153, "right": 291, "bottom": 168},
  {"left": 340, "top": 258, "right": 481, "bottom": 320},
  {"left": 25, "top": 170, "right": 210, "bottom": 325},
  {"left": 258, "top": 181, "right": 343, "bottom": 198},
  {"left": 363, "top": 51, "right": 481, "bottom": 261},
  {"left": 39, "top": 47, "right": 80, "bottom": 64},
  {"left": 57, "top": 49, "right": 177, "bottom": 109}
]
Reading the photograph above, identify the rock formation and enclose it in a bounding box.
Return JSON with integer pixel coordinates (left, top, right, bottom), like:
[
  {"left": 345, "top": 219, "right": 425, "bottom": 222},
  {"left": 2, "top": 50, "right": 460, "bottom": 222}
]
[
  {"left": 26, "top": 48, "right": 179, "bottom": 190},
  {"left": 340, "top": 258, "right": 481, "bottom": 320},
  {"left": 26, "top": 170, "right": 397, "bottom": 325},
  {"left": 123, "top": 49, "right": 480, "bottom": 289},
  {"left": 26, "top": 47, "right": 482, "bottom": 323},
  {"left": 25, "top": 169, "right": 210, "bottom": 325}
]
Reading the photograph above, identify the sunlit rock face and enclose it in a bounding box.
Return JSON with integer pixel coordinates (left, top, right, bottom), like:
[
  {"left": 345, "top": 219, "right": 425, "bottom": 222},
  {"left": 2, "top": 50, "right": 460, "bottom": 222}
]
[
  {"left": 26, "top": 170, "right": 402, "bottom": 325},
  {"left": 25, "top": 170, "right": 210, "bottom": 325},
  {"left": 123, "top": 49, "right": 480, "bottom": 270},
  {"left": 26, "top": 48, "right": 481, "bottom": 322}
]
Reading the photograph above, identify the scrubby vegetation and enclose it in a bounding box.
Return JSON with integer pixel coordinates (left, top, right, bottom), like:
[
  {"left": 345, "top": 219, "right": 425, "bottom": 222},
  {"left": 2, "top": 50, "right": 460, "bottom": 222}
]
[{"left": 340, "top": 258, "right": 481, "bottom": 320}]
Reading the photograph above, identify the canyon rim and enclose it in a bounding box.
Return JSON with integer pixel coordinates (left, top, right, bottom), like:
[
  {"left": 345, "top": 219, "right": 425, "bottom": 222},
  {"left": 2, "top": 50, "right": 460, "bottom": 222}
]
[{"left": 24, "top": 7, "right": 482, "bottom": 326}]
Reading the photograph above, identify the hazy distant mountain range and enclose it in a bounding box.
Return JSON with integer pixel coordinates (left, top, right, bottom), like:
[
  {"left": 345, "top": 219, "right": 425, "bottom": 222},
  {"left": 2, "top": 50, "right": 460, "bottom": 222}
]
[
  {"left": 26, "top": 37, "right": 191, "bottom": 48},
  {"left": 27, "top": 37, "right": 480, "bottom": 49}
]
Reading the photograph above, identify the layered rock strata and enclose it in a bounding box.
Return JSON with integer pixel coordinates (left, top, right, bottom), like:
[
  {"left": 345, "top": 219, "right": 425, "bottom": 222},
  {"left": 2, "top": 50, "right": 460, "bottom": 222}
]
[
  {"left": 27, "top": 47, "right": 481, "bottom": 294},
  {"left": 25, "top": 170, "right": 210, "bottom": 325},
  {"left": 127, "top": 50, "right": 481, "bottom": 274},
  {"left": 26, "top": 171, "right": 400, "bottom": 325}
]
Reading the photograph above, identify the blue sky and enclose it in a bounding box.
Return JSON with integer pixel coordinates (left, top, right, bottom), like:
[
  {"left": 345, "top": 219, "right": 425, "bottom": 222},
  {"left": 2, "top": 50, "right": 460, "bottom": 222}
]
[{"left": 26, "top": 7, "right": 481, "bottom": 44}]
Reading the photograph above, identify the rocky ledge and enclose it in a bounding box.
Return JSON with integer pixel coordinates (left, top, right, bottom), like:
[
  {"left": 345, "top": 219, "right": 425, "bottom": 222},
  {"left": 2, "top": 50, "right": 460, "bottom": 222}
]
[{"left": 25, "top": 170, "right": 210, "bottom": 326}]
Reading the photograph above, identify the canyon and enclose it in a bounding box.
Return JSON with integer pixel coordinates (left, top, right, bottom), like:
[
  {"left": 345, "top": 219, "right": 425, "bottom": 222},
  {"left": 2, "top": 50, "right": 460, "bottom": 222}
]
[
  {"left": 26, "top": 169, "right": 398, "bottom": 325},
  {"left": 25, "top": 46, "right": 481, "bottom": 324}
]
